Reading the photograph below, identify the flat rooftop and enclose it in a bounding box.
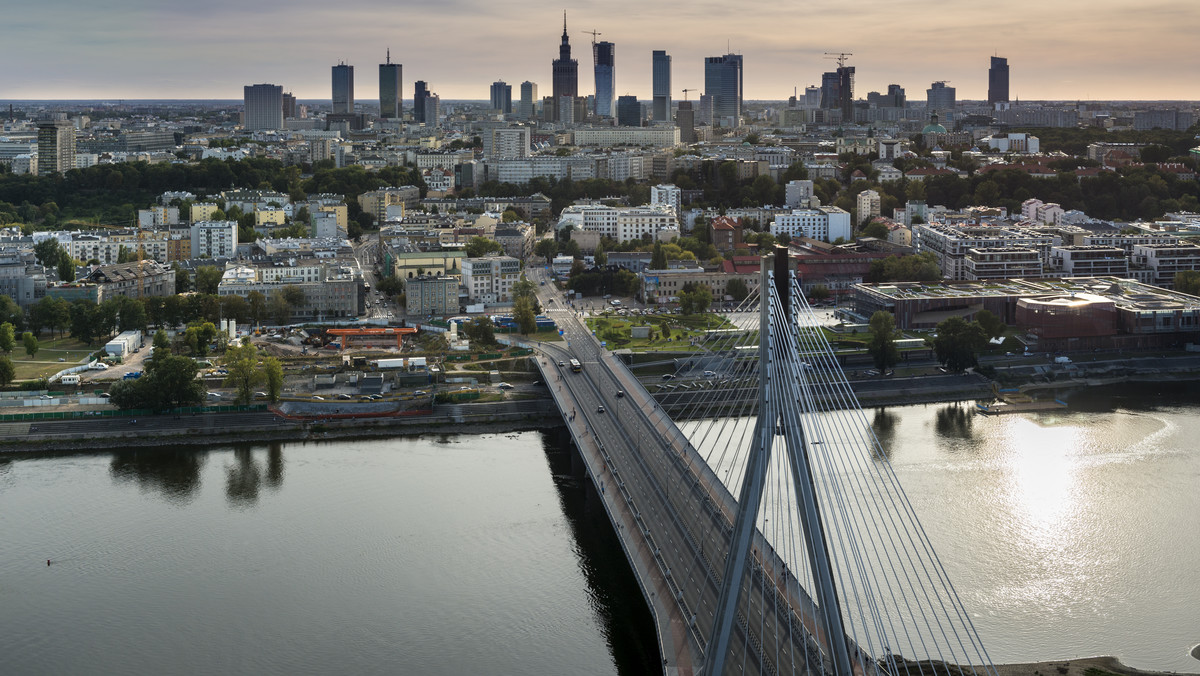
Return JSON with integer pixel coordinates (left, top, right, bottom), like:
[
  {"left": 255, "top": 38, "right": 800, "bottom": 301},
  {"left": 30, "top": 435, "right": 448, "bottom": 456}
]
[{"left": 858, "top": 276, "right": 1200, "bottom": 311}]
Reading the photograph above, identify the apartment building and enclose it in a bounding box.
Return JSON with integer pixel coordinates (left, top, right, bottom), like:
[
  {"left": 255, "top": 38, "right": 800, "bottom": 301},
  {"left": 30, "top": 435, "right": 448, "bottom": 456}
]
[{"left": 461, "top": 255, "right": 521, "bottom": 304}]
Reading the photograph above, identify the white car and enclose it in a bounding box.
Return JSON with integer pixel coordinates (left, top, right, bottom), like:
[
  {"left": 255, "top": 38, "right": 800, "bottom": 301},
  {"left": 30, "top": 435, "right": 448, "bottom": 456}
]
[
  {"left": 90, "top": 363, "right": 109, "bottom": 370},
  {"left": 497, "top": 382, "right": 514, "bottom": 389}
]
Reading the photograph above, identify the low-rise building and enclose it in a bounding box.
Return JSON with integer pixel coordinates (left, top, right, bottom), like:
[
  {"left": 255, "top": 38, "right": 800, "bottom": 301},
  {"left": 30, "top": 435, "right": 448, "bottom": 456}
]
[
  {"left": 770, "top": 207, "right": 852, "bottom": 244},
  {"left": 82, "top": 260, "right": 175, "bottom": 299},
  {"left": 217, "top": 259, "right": 360, "bottom": 320},
  {"left": 641, "top": 268, "right": 760, "bottom": 304},
  {"left": 405, "top": 275, "right": 460, "bottom": 316},
  {"left": 461, "top": 255, "right": 521, "bottom": 304}
]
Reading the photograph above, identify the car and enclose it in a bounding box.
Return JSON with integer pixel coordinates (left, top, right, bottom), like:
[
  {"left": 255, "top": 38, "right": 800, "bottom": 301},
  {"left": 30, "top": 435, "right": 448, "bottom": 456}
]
[
  {"left": 558, "top": 361, "right": 565, "bottom": 367},
  {"left": 883, "top": 370, "right": 894, "bottom": 377},
  {"left": 39, "top": 394, "right": 51, "bottom": 400},
  {"left": 312, "top": 395, "right": 325, "bottom": 401},
  {"left": 865, "top": 369, "right": 880, "bottom": 377},
  {"left": 360, "top": 395, "right": 373, "bottom": 401},
  {"left": 661, "top": 374, "right": 675, "bottom": 380},
  {"left": 615, "top": 390, "right": 625, "bottom": 398},
  {"left": 338, "top": 393, "right": 352, "bottom": 400},
  {"left": 459, "top": 386, "right": 471, "bottom": 391},
  {"left": 369, "top": 394, "right": 383, "bottom": 400},
  {"left": 99, "top": 392, "right": 111, "bottom": 398},
  {"left": 597, "top": 405, "right": 606, "bottom": 413},
  {"left": 414, "top": 390, "right": 428, "bottom": 395},
  {"left": 497, "top": 383, "right": 514, "bottom": 389},
  {"left": 703, "top": 370, "right": 717, "bottom": 377},
  {"left": 57, "top": 357, "right": 65, "bottom": 362}
]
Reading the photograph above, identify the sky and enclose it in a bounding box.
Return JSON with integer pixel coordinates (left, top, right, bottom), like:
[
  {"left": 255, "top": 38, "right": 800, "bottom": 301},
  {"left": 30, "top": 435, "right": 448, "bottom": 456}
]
[{"left": 5, "top": 0, "right": 1199, "bottom": 102}]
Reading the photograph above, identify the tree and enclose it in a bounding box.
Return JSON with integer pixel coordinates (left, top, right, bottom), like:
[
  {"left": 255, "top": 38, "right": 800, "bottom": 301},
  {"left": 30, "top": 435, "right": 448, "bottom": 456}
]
[
  {"left": 22, "top": 331, "right": 38, "bottom": 358},
  {"left": 1175, "top": 270, "right": 1200, "bottom": 297},
  {"left": 33, "top": 238, "right": 62, "bottom": 268},
  {"left": 0, "top": 355, "right": 13, "bottom": 386},
  {"left": 268, "top": 290, "right": 292, "bottom": 324},
  {"left": 930, "top": 316, "right": 988, "bottom": 373},
  {"left": 462, "top": 317, "right": 497, "bottom": 347},
  {"left": 860, "top": 220, "right": 889, "bottom": 240},
  {"left": 867, "top": 311, "right": 901, "bottom": 371},
  {"left": 594, "top": 242, "right": 607, "bottom": 266},
  {"left": 223, "top": 339, "right": 263, "bottom": 404},
  {"left": 247, "top": 291, "right": 267, "bottom": 325},
  {"left": 111, "top": 353, "right": 206, "bottom": 410},
  {"left": 0, "top": 322, "right": 14, "bottom": 354},
  {"left": 194, "top": 266, "right": 223, "bottom": 295},
  {"left": 513, "top": 296, "right": 537, "bottom": 335},
  {"left": 726, "top": 278, "right": 749, "bottom": 302},
  {"left": 58, "top": 250, "right": 77, "bottom": 282},
  {"left": 69, "top": 301, "right": 98, "bottom": 345},
  {"left": 173, "top": 262, "right": 192, "bottom": 294},
  {"left": 679, "top": 284, "right": 713, "bottom": 315},
  {"left": 535, "top": 238, "right": 558, "bottom": 264},
  {"left": 263, "top": 356, "right": 284, "bottom": 403},
  {"left": 0, "top": 294, "right": 23, "bottom": 330},
  {"left": 153, "top": 329, "right": 171, "bottom": 353},
  {"left": 809, "top": 285, "right": 832, "bottom": 301},
  {"left": 280, "top": 285, "right": 305, "bottom": 308},
  {"left": 464, "top": 236, "right": 503, "bottom": 258},
  {"left": 651, "top": 241, "right": 668, "bottom": 270},
  {"left": 974, "top": 309, "right": 1006, "bottom": 340}
]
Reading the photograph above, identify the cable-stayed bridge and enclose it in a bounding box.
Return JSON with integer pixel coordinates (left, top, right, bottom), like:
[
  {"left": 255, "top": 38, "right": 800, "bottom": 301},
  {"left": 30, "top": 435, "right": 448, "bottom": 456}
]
[{"left": 533, "top": 249, "right": 996, "bottom": 676}]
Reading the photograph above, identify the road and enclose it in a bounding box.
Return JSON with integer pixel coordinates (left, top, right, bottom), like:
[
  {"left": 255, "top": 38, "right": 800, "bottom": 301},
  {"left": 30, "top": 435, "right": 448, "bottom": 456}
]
[{"left": 532, "top": 269, "right": 826, "bottom": 676}]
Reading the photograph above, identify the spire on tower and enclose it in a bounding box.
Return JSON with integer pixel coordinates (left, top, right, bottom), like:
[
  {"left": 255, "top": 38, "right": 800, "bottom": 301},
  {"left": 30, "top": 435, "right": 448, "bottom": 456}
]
[{"left": 386, "top": 48, "right": 391, "bottom": 65}]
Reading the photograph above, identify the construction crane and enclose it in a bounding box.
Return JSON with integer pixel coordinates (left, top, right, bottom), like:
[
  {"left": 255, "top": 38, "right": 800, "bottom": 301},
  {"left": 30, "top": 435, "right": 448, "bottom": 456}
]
[
  {"left": 681, "top": 88, "right": 697, "bottom": 101},
  {"left": 584, "top": 29, "right": 601, "bottom": 44},
  {"left": 823, "top": 52, "right": 853, "bottom": 68}
]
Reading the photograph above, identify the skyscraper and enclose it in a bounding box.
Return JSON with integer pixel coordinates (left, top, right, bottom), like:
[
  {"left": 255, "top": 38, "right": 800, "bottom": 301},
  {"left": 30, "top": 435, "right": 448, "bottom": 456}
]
[
  {"left": 652, "top": 50, "right": 671, "bottom": 122},
  {"left": 379, "top": 50, "right": 403, "bottom": 119},
  {"left": 423, "top": 93, "right": 441, "bottom": 127},
  {"left": 616, "top": 95, "right": 640, "bottom": 126},
  {"left": 243, "top": 83, "right": 284, "bottom": 130},
  {"left": 332, "top": 63, "right": 354, "bottom": 114},
  {"left": 414, "top": 81, "right": 429, "bottom": 124},
  {"left": 988, "top": 56, "right": 1009, "bottom": 105},
  {"left": 820, "top": 71, "right": 840, "bottom": 109},
  {"left": 676, "top": 101, "right": 696, "bottom": 143},
  {"left": 593, "top": 41, "right": 615, "bottom": 118},
  {"left": 519, "top": 81, "right": 539, "bottom": 119},
  {"left": 282, "top": 92, "right": 297, "bottom": 119},
  {"left": 926, "top": 81, "right": 955, "bottom": 112},
  {"left": 37, "top": 117, "right": 75, "bottom": 175},
  {"left": 704, "top": 54, "right": 742, "bottom": 125},
  {"left": 551, "top": 13, "right": 578, "bottom": 120},
  {"left": 836, "top": 65, "right": 855, "bottom": 120},
  {"left": 490, "top": 81, "right": 513, "bottom": 114}
]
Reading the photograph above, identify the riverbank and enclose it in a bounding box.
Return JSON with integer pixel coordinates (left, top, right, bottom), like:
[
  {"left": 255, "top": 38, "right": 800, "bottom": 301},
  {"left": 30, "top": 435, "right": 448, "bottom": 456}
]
[{"left": 992, "top": 656, "right": 1196, "bottom": 676}]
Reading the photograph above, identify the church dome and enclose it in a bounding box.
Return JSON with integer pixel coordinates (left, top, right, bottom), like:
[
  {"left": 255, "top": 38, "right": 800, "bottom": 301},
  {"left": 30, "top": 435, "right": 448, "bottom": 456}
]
[{"left": 922, "top": 112, "right": 947, "bottom": 134}]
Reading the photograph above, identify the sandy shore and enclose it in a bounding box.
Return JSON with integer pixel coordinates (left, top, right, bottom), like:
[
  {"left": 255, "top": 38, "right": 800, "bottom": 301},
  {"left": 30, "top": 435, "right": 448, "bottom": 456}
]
[{"left": 991, "top": 656, "right": 1196, "bottom": 676}]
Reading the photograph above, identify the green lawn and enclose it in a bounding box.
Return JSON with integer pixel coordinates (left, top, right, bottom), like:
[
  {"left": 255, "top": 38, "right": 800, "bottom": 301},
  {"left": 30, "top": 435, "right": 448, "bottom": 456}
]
[
  {"left": 586, "top": 313, "right": 740, "bottom": 352},
  {"left": 8, "top": 336, "right": 98, "bottom": 381}
]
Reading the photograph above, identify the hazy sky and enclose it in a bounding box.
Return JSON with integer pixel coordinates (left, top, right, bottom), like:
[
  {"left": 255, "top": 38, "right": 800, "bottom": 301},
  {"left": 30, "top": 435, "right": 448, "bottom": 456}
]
[{"left": 6, "top": 0, "right": 1198, "bottom": 102}]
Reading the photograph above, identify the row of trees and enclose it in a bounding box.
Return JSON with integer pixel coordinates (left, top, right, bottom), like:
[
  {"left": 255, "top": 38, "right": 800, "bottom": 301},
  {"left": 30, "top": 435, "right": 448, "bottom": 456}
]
[
  {"left": 867, "top": 310, "right": 1006, "bottom": 372},
  {"left": 3, "top": 285, "right": 307, "bottom": 343},
  {"left": 0, "top": 158, "right": 425, "bottom": 240}
]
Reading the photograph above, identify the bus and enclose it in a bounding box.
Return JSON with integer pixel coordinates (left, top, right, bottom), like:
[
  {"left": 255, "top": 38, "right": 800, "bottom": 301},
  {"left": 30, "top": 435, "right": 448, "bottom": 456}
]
[{"left": 569, "top": 358, "right": 582, "bottom": 373}]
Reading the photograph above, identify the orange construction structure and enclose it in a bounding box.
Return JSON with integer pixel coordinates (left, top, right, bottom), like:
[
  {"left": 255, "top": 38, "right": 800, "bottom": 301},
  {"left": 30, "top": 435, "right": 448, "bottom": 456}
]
[{"left": 326, "top": 327, "right": 417, "bottom": 351}]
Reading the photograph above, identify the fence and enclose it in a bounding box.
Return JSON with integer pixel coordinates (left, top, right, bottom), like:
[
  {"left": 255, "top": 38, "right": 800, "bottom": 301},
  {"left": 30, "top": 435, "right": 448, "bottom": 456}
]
[{"left": 0, "top": 404, "right": 268, "bottom": 423}]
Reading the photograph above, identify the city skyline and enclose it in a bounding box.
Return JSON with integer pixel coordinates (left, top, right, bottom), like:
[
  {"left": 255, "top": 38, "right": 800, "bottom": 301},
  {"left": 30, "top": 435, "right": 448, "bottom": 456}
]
[{"left": 4, "top": 0, "right": 1199, "bottom": 102}]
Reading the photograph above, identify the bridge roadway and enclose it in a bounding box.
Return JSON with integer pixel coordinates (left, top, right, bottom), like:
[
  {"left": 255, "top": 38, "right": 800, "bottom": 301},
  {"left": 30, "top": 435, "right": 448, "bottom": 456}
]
[{"left": 536, "top": 296, "right": 832, "bottom": 676}]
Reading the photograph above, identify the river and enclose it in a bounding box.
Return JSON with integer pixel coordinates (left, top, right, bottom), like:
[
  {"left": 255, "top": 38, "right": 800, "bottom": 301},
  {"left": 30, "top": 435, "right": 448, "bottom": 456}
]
[{"left": 1, "top": 383, "right": 1197, "bottom": 674}]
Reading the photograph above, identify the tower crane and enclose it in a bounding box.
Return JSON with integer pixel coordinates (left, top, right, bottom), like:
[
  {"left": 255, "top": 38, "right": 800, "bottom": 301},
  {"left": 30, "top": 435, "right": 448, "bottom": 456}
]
[
  {"left": 823, "top": 52, "right": 853, "bottom": 68},
  {"left": 584, "top": 29, "right": 601, "bottom": 44},
  {"left": 681, "top": 88, "right": 697, "bottom": 101}
]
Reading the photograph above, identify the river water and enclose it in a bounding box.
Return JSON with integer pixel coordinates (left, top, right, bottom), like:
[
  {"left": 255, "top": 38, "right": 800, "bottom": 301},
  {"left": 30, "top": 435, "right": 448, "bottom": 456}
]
[{"left": 1, "top": 384, "right": 1197, "bottom": 674}]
